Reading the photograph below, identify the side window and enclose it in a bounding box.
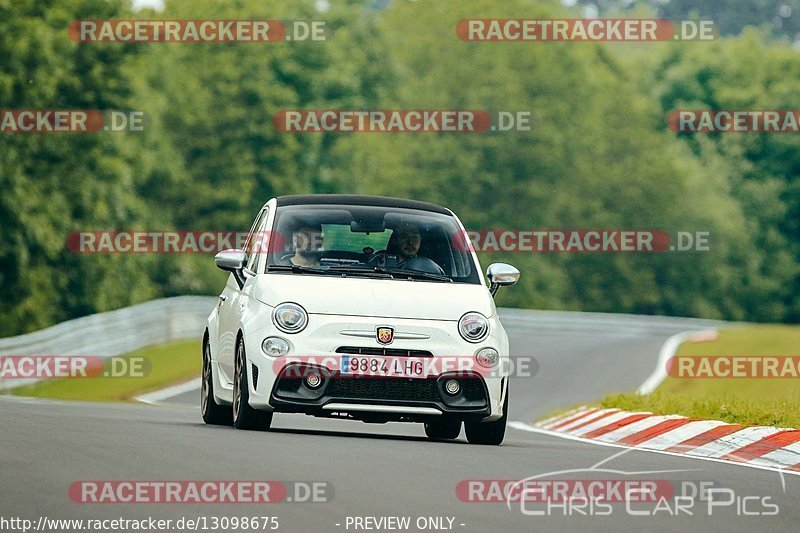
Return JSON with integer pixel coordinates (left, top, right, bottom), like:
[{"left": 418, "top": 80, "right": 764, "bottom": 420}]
[{"left": 244, "top": 207, "right": 269, "bottom": 272}]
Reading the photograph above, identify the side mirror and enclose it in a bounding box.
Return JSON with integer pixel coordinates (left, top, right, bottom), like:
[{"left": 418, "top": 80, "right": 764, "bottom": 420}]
[
  {"left": 486, "top": 263, "right": 520, "bottom": 297},
  {"left": 215, "top": 249, "right": 248, "bottom": 288}
]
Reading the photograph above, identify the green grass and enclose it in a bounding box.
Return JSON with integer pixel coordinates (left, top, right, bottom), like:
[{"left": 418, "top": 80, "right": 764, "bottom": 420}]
[
  {"left": 598, "top": 325, "right": 800, "bottom": 428},
  {"left": 9, "top": 340, "right": 201, "bottom": 402}
]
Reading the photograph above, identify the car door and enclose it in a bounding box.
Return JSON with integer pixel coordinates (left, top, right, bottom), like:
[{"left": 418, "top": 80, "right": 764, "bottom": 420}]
[{"left": 217, "top": 206, "right": 269, "bottom": 382}]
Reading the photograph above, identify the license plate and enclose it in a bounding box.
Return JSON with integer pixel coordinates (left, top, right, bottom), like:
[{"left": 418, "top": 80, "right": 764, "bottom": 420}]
[{"left": 339, "top": 355, "right": 426, "bottom": 379}]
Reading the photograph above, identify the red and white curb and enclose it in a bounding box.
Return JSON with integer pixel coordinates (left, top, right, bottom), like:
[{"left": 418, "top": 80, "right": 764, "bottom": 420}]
[{"left": 529, "top": 406, "right": 800, "bottom": 474}]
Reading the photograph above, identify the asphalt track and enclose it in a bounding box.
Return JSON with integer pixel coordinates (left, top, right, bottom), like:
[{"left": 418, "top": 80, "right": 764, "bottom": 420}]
[{"left": 1, "top": 310, "right": 798, "bottom": 533}]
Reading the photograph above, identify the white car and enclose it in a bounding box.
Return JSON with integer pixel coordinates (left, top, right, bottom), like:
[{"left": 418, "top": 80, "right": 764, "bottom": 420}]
[{"left": 202, "top": 195, "right": 519, "bottom": 444}]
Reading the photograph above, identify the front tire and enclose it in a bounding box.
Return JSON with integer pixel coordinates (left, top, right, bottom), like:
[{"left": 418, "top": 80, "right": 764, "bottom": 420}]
[
  {"left": 233, "top": 338, "right": 273, "bottom": 431},
  {"left": 465, "top": 384, "right": 509, "bottom": 445},
  {"left": 201, "top": 339, "right": 232, "bottom": 426},
  {"left": 424, "top": 419, "right": 461, "bottom": 440}
]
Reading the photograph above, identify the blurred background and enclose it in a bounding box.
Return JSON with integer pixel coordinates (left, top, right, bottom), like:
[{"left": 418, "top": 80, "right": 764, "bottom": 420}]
[{"left": 2, "top": 0, "right": 799, "bottom": 337}]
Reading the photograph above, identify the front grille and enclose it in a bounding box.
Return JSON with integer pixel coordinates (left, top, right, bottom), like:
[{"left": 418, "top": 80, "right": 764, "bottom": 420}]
[
  {"left": 326, "top": 377, "right": 438, "bottom": 402},
  {"left": 336, "top": 346, "right": 433, "bottom": 357},
  {"left": 454, "top": 378, "right": 486, "bottom": 402}
]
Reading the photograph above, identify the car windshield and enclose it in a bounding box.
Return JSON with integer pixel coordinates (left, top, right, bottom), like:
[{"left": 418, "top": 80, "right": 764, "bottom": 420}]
[{"left": 264, "top": 204, "right": 480, "bottom": 284}]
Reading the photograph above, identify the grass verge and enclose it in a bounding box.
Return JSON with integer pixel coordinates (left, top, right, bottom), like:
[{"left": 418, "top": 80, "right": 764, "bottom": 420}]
[
  {"left": 598, "top": 325, "right": 800, "bottom": 428},
  {"left": 8, "top": 340, "right": 200, "bottom": 402}
]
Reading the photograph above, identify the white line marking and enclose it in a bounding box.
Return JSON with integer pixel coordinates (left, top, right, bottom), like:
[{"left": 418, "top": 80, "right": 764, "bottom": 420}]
[
  {"left": 508, "top": 421, "right": 800, "bottom": 477},
  {"left": 134, "top": 378, "right": 201, "bottom": 405},
  {"left": 636, "top": 328, "right": 718, "bottom": 395},
  {"left": 589, "top": 447, "right": 635, "bottom": 469}
]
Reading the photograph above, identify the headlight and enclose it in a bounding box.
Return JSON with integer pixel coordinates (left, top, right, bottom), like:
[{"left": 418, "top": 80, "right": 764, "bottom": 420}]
[
  {"left": 475, "top": 347, "right": 499, "bottom": 368},
  {"left": 272, "top": 302, "right": 308, "bottom": 333},
  {"left": 262, "top": 336, "right": 291, "bottom": 357},
  {"left": 458, "top": 312, "right": 489, "bottom": 343}
]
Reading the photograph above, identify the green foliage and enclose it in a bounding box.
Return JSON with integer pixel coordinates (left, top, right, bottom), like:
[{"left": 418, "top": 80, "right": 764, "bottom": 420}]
[
  {"left": 570, "top": 0, "right": 800, "bottom": 41},
  {"left": 1, "top": 0, "right": 798, "bottom": 335},
  {"left": 599, "top": 390, "right": 800, "bottom": 428},
  {"left": 639, "top": 31, "right": 800, "bottom": 320},
  {"left": 0, "top": 0, "right": 163, "bottom": 334},
  {"left": 598, "top": 325, "right": 800, "bottom": 428}
]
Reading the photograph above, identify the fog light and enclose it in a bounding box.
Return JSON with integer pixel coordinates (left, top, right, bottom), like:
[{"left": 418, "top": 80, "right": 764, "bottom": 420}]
[
  {"left": 305, "top": 373, "right": 323, "bottom": 389},
  {"left": 262, "top": 336, "right": 290, "bottom": 357},
  {"left": 444, "top": 379, "right": 460, "bottom": 395},
  {"left": 476, "top": 347, "right": 499, "bottom": 368}
]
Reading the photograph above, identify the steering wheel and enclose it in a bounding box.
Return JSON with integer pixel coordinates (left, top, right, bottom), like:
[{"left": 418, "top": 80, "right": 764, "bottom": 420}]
[
  {"left": 365, "top": 249, "right": 387, "bottom": 264},
  {"left": 397, "top": 256, "right": 446, "bottom": 275}
]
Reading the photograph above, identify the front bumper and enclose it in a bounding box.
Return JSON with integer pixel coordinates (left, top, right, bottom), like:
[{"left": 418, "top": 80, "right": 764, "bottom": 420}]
[
  {"left": 269, "top": 364, "right": 495, "bottom": 422},
  {"left": 241, "top": 313, "right": 509, "bottom": 422}
]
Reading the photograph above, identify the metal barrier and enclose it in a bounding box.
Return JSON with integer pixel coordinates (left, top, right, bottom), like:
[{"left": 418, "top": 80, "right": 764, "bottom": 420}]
[
  {"left": 0, "top": 296, "right": 726, "bottom": 390},
  {"left": 0, "top": 296, "right": 215, "bottom": 390}
]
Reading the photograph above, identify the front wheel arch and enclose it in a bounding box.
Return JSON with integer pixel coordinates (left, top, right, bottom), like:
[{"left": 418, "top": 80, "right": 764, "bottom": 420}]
[
  {"left": 201, "top": 331, "right": 232, "bottom": 425},
  {"left": 233, "top": 335, "right": 272, "bottom": 430}
]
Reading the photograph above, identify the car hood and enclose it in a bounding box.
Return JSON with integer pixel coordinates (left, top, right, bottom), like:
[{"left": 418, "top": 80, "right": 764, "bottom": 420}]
[{"left": 254, "top": 274, "right": 494, "bottom": 321}]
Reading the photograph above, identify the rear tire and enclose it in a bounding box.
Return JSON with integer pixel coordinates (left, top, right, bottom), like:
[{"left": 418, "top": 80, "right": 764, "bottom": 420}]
[
  {"left": 201, "top": 339, "right": 232, "bottom": 426},
  {"left": 424, "top": 419, "right": 461, "bottom": 440},
  {"left": 465, "top": 385, "right": 509, "bottom": 445},
  {"left": 233, "top": 338, "right": 273, "bottom": 431}
]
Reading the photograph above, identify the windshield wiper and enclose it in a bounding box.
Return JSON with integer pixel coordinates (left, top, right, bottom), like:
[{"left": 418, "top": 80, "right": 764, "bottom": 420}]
[
  {"left": 267, "top": 264, "right": 327, "bottom": 274},
  {"left": 325, "top": 265, "right": 393, "bottom": 278},
  {"left": 267, "top": 263, "right": 451, "bottom": 282},
  {"left": 371, "top": 266, "right": 452, "bottom": 282},
  {"left": 268, "top": 264, "right": 393, "bottom": 279}
]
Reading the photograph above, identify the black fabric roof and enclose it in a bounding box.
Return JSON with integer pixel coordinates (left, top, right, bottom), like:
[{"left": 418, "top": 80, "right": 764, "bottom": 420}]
[{"left": 275, "top": 194, "right": 452, "bottom": 215}]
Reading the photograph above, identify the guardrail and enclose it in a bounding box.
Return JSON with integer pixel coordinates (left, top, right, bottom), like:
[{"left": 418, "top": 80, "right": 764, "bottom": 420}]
[
  {"left": 0, "top": 296, "right": 216, "bottom": 390},
  {"left": 0, "top": 296, "right": 727, "bottom": 391},
  {"left": 497, "top": 308, "right": 725, "bottom": 336}
]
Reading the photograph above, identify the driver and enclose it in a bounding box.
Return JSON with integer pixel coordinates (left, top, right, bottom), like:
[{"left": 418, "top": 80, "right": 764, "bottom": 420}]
[{"left": 375, "top": 222, "right": 445, "bottom": 275}]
